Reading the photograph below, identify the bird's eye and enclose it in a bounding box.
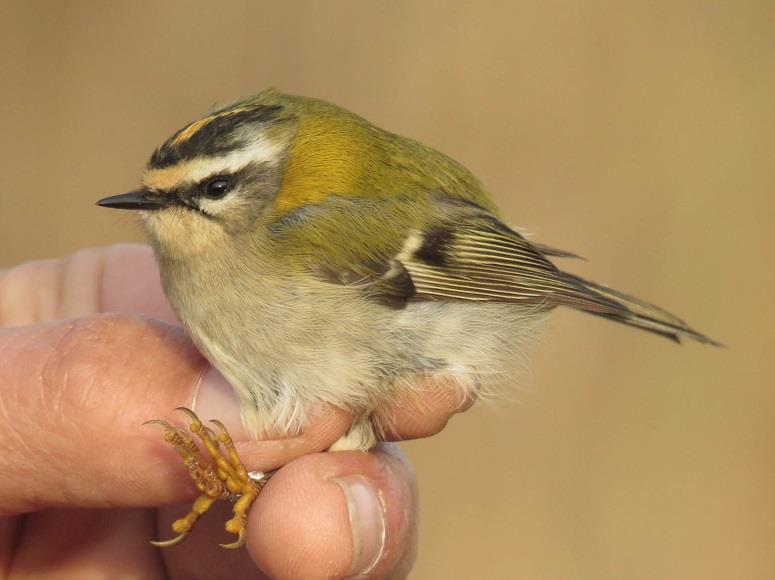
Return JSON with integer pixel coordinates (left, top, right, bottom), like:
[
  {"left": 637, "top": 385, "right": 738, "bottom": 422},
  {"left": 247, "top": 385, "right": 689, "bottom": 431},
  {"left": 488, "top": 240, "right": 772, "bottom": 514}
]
[{"left": 204, "top": 177, "right": 231, "bottom": 199}]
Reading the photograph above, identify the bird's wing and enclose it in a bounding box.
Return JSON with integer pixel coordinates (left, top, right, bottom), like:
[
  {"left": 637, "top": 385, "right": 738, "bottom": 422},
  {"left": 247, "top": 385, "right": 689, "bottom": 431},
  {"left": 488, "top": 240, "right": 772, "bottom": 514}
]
[
  {"left": 308, "top": 211, "right": 582, "bottom": 306},
  {"left": 269, "top": 196, "right": 717, "bottom": 344},
  {"left": 268, "top": 196, "right": 571, "bottom": 305},
  {"left": 396, "top": 216, "right": 580, "bottom": 304}
]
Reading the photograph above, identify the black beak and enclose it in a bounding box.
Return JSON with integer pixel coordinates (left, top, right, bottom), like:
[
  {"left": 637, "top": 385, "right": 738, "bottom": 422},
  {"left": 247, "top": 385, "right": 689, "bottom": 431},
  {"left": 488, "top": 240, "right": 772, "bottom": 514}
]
[{"left": 96, "top": 189, "right": 170, "bottom": 211}]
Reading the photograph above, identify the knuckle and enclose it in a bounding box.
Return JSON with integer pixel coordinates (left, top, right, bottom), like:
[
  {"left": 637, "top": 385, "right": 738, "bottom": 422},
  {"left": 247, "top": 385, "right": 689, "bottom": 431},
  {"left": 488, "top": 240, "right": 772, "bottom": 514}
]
[
  {"left": 38, "top": 314, "right": 191, "bottom": 412},
  {"left": 0, "top": 258, "right": 62, "bottom": 326}
]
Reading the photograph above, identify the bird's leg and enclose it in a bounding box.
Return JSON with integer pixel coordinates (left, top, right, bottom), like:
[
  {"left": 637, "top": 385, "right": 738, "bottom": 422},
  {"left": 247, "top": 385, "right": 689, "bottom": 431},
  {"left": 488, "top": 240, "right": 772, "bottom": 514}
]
[
  {"left": 144, "top": 417, "right": 229, "bottom": 547},
  {"left": 207, "top": 417, "right": 269, "bottom": 548},
  {"left": 146, "top": 407, "right": 269, "bottom": 549}
]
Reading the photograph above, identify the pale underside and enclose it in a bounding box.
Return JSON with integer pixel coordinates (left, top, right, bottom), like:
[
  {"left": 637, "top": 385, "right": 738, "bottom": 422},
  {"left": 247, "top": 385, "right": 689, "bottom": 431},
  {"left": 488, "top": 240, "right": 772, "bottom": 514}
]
[{"left": 177, "top": 268, "right": 549, "bottom": 451}]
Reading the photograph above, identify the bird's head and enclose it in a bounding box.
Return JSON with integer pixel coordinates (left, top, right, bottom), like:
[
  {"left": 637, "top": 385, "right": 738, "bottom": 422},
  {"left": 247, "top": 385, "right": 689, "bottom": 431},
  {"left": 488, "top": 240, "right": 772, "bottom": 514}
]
[{"left": 98, "top": 90, "right": 377, "bottom": 257}]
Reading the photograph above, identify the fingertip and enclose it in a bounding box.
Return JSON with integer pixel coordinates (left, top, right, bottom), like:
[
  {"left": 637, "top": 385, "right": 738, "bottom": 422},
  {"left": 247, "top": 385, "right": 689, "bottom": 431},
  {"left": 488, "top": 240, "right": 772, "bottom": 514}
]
[
  {"left": 100, "top": 244, "right": 178, "bottom": 323},
  {"left": 247, "top": 454, "right": 354, "bottom": 579},
  {"left": 231, "top": 405, "right": 353, "bottom": 472},
  {"left": 379, "top": 377, "right": 476, "bottom": 441},
  {"left": 246, "top": 446, "right": 418, "bottom": 579}
]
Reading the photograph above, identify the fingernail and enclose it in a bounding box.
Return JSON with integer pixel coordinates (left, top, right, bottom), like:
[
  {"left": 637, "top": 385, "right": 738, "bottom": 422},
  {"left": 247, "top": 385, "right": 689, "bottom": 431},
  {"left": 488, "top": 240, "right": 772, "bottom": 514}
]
[
  {"left": 191, "top": 366, "right": 247, "bottom": 439},
  {"left": 332, "top": 476, "right": 387, "bottom": 578}
]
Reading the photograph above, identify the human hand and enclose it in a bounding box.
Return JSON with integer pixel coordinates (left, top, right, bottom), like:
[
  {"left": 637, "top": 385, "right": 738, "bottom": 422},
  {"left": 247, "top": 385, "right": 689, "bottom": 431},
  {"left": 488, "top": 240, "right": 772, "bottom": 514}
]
[{"left": 0, "top": 245, "right": 471, "bottom": 578}]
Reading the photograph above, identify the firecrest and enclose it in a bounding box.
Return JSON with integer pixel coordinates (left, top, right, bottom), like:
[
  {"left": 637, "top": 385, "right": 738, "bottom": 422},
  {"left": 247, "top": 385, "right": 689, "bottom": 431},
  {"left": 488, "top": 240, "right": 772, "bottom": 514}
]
[{"left": 98, "top": 89, "right": 717, "bottom": 548}]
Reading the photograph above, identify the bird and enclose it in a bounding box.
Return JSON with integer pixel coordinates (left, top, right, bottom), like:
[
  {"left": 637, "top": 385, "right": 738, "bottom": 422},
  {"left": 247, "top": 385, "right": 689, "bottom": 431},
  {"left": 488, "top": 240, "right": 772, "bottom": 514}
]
[{"left": 97, "top": 89, "right": 717, "bottom": 547}]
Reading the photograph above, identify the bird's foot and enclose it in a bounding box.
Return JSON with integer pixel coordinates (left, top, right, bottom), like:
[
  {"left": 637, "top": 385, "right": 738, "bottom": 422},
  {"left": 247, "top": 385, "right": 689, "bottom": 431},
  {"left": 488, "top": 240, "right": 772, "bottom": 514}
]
[{"left": 146, "top": 407, "right": 269, "bottom": 549}]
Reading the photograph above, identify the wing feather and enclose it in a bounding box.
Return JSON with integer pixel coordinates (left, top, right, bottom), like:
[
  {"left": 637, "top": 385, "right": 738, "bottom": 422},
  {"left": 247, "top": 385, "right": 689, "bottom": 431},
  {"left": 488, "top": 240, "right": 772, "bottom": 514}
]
[
  {"left": 281, "top": 196, "right": 716, "bottom": 344},
  {"left": 395, "top": 209, "right": 717, "bottom": 344}
]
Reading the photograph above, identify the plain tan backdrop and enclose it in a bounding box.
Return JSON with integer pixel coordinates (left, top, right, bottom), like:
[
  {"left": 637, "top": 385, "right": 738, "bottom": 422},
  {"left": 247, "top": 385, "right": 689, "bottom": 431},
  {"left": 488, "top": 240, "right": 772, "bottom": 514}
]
[{"left": 1, "top": 2, "right": 772, "bottom": 578}]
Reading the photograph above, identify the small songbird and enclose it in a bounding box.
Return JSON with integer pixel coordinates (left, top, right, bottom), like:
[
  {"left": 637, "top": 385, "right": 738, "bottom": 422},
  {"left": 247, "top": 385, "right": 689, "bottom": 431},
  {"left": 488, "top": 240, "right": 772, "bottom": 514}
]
[{"left": 98, "top": 90, "right": 717, "bottom": 547}]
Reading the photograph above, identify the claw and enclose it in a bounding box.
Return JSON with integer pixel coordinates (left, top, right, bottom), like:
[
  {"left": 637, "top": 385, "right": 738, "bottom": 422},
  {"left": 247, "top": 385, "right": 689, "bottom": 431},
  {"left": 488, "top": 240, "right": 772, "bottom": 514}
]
[
  {"left": 144, "top": 419, "right": 191, "bottom": 447},
  {"left": 143, "top": 419, "right": 175, "bottom": 429},
  {"left": 209, "top": 419, "right": 234, "bottom": 445},
  {"left": 219, "top": 528, "right": 246, "bottom": 550},
  {"left": 175, "top": 406, "right": 201, "bottom": 424},
  {"left": 150, "top": 533, "right": 189, "bottom": 548}
]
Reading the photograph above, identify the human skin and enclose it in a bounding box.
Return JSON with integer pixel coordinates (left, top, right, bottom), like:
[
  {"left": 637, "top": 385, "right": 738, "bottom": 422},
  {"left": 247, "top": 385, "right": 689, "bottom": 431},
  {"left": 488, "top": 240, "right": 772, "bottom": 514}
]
[{"left": 0, "top": 245, "right": 472, "bottom": 579}]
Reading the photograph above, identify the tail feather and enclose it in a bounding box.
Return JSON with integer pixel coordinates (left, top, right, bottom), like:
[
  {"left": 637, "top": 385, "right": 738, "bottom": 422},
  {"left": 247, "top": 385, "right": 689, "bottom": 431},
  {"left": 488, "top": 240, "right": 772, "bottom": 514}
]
[{"left": 555, "top": 272, "right": 721, "bottom": 346}]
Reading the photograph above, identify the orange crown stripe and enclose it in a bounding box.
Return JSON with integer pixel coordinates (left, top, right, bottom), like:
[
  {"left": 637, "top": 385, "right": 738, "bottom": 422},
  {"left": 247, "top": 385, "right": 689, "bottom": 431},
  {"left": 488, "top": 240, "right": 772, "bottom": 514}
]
[{"left": 170, "top": 105, "right": 256, "bottom": 146}]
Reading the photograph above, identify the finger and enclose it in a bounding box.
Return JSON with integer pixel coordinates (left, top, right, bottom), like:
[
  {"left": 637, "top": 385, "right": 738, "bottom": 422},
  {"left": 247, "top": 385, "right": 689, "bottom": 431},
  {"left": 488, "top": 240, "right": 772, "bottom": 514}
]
[
  {"left": 163, "top": 445, "right": 418, "bottom": 580},
  {"left": 0, "top": 244, "right": 177, "bottom": 326},
  {"left": 190, "top": 367, "right": 352, "bottom": 472},
  {"left": 0, "top": 315, "right": 350, "bottom": 514},
  {"left": 252, "top": 445, "right": 418, "bottom": 579},
  {"left": 100, "top": 244, "right": 178, "bottom": 323},
  {"left": 377, "top": 375, "right": 476, "bottom": 441}
]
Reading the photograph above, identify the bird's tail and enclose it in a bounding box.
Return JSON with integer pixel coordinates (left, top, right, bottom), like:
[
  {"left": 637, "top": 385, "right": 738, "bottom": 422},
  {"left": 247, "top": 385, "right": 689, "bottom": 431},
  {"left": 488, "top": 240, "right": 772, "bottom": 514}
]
[{"left": 553, "top": 272, "right": 721, "bottom": 346}]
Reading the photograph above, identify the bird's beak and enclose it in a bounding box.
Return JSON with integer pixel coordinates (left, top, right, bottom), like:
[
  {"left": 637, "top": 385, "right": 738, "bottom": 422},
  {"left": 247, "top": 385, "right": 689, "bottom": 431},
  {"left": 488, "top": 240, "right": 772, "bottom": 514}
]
[{"left": 96, "top": 189, "right": 170, "bottom": 211}]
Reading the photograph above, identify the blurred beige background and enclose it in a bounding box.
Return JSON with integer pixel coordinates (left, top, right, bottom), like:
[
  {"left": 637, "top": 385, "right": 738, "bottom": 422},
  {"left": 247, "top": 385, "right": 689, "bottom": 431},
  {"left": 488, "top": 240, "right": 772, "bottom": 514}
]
[{"left": 1, "top": 1, "right": 772, "bottom": 578}]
